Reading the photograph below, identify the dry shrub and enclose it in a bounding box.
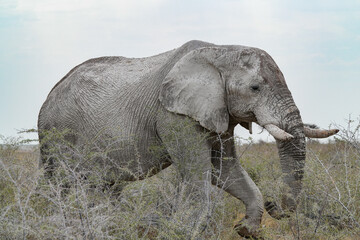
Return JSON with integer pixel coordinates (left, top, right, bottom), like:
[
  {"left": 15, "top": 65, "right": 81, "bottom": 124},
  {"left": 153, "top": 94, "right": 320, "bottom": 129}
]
[
  {"left": 1, "top": 118, "right": 360, "bottom": 239},
  {"left": 0, "top": 129, "right": 240, "bottom": 240}
]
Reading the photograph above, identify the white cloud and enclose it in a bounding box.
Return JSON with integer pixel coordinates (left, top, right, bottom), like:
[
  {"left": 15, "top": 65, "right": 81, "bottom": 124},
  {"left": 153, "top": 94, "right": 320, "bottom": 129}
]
[
  {"left": 16, "top": 0, "right": 90, "bottom": 13},
  {"left": 15, "top": 0, "right": 165, "bottom": 18}
]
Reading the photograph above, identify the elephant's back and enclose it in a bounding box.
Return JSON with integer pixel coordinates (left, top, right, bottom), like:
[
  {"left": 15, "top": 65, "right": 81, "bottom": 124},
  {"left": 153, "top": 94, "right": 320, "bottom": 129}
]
[
  {"left": 38, "top": 50, "right": 175, "bottom": 133},
  {"left": 75, "top": 52, "right": 173, "bottom": 86},
  {"left": 48, "top": 49, "right": 175, "bottom": 95}
]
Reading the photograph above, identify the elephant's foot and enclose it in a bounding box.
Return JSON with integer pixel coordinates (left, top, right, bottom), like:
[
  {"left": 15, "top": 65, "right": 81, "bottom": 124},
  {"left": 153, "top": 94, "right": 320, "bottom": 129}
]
[
  {"left": 264, "top": 201, "right": 289, "bottom": 220},
  {"left": 234, "top": 218, "right": 262, "bottom": 239}
]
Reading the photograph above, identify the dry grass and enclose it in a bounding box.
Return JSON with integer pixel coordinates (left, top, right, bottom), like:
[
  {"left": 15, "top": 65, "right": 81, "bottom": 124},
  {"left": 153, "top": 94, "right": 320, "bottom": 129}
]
[{"left": 1, "top": 120, "right": 360, "bottom": 239}]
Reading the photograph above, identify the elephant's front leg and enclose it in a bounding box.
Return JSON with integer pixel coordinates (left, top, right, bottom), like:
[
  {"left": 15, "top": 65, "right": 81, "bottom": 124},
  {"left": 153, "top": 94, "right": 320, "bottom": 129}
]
[
  {"left": 211, "top": 136, "right": 264, "bottom": 238},
  {"left": 157, "top": 114, "right": 213, "bottom": 184},
  {"left": 156, "top": 114, "right": 214, "bottom": 234}
]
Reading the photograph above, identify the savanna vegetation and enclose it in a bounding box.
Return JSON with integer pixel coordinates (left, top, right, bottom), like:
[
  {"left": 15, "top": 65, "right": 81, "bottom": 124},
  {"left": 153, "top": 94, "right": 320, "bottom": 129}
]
[{"left": 0, "top": 119, "right": 359, "bottom": 239}]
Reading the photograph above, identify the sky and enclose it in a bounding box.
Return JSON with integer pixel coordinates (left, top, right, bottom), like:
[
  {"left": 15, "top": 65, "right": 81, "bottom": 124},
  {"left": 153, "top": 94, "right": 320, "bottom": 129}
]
[{"left": 0, "top": 0, "right": 359, "bottom": 143}]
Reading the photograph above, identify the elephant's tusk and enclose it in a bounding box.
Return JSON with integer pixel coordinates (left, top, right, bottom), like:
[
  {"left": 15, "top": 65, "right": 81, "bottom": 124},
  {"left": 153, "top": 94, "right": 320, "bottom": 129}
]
[
  {"left": 264, "top": 124, "right": 294, "bottom": 140},
  {"left": 304, "top": 127, "right": 339, "bottom": 138}
]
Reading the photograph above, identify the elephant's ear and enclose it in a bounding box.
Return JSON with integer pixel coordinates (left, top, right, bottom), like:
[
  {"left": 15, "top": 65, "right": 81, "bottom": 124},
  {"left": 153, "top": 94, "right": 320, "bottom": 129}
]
[{"left": 159, "top": 47, "right": 229, "bottom": 133}]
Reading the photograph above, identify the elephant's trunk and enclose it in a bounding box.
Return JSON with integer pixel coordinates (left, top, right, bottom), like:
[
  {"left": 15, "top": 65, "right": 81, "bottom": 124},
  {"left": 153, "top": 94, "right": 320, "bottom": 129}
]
[{"left": 276, "top": 108, "right": 306, "bottom": 211}]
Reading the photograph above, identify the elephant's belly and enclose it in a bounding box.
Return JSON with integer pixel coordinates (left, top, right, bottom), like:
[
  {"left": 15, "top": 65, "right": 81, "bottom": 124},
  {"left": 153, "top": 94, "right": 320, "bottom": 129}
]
[{"left": 89, "top": 137, "right": 172, "bottom": 182}]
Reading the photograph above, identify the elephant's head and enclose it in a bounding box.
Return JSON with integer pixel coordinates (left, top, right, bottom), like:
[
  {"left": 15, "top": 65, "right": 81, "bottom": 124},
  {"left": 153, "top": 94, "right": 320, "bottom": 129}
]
[{"left": 159, "top": 46, "right": 337, "bottom": 212}]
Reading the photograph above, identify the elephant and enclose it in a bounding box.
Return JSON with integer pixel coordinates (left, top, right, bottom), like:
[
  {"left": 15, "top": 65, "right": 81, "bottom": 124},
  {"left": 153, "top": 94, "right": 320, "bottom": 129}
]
[{"left": 38, "top": 40, "right": 338, "bottom": 238}]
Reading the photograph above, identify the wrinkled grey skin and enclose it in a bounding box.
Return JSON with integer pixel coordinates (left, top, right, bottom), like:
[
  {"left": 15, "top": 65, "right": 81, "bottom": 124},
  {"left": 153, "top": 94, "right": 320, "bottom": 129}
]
[{"left": 38, "top": 40, "right": 306, "bottom": 237}]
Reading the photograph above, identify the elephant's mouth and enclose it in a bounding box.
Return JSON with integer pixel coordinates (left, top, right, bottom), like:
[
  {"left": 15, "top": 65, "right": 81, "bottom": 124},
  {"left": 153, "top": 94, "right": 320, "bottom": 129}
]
[{"left": 237, "top": 111, "right": 257, "bottom": 123}]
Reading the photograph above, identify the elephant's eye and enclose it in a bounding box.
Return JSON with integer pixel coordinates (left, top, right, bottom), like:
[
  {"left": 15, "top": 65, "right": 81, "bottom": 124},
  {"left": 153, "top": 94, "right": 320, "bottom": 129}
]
[{"left": 250, "top": 85, "right": 260, "bottom": 92}]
